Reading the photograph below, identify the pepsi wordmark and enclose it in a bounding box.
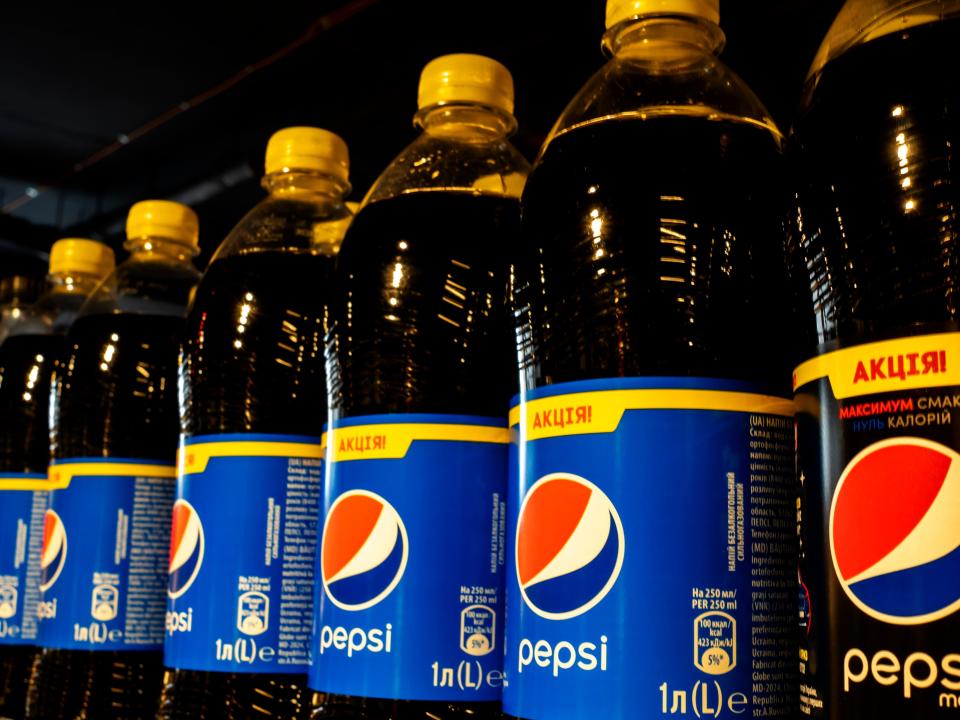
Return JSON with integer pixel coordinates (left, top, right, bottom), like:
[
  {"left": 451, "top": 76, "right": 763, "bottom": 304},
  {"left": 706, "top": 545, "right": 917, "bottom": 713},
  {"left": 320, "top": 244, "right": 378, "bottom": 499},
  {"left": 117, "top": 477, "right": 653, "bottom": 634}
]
[
  {"left": 833, "top": 439, "right": 960, "bottom": 698},
  {"left": 317, "top": 489, "right": 405, "bottom": 658},
  {"left": 513, "top": 471, "right": 619, "bottom": 678}
]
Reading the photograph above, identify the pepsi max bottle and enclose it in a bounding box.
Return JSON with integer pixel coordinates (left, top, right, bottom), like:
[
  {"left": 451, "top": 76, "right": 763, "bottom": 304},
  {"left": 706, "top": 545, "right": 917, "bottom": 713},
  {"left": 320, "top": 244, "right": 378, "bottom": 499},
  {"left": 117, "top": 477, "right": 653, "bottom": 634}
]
[
  {"left": 788, "top": 2, "right": 960, "bottom": 717},
  {"left": 159, "top": 128, "right": 354, "bottom": 720},
  {"left": 507, "top": 2, "right": 798, "bottom": 718},
  {"left": 312, "top": 54, "right": 528, "bottom": 719},
  {"left": 27, "top": 202, "right": 201, "bottom": 720}
]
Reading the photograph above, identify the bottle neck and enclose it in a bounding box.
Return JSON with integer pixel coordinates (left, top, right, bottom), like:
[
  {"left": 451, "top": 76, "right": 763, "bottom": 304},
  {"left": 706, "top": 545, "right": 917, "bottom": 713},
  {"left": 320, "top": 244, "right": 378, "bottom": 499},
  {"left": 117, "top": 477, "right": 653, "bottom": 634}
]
[
  {"left": 414, "top": 104, "right": 517, "bottom": 140},
  {"left": 603, "top": 16, "right": 725, "bottom": 63},
  {"left": 48, "top": 271, "right": 103, "bottom": 297},
  {"left": 262, "top": 170, "right": 349, "bottom": 201},
  {"left": 124, "top": 236, "right": 198, "bottom": 263}
]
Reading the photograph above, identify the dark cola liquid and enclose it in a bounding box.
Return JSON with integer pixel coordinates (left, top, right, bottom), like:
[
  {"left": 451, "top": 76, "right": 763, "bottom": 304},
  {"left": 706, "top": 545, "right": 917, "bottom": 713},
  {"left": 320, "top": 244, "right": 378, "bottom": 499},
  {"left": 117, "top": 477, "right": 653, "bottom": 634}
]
[
  {"left": 159, "top": 251, "right": 330, "bottom": 720},
  {"left": 0, "top": 333, "right": 62, "bottom": 719},
  {"left": 789, "top": 19, "right": 960, "bottom": 345},
  {"left": 0, "top": 644, "right": 36, "bottom": 720},
  {"left": 0, "top": 334, "right": 63, "bottom": 471},
  {"left": 27, "top": 313, "right": 182, "bottom": 720},
  {"left": 181, "top": 251, "right": 329, "bottom": 436},
  {"left": 327, "top": 192, "right": 517, "bottom": 418},
  {"left": 315, "top": 191, "right": 518, "bottom": 720},
  {"left": 514, "top": 113, "right": 791, "bottom": 393},
  {"left": 52, "top": 313, "right": 183, "bottom": 459},
  {"left": 789, "top": 18, "right": 960, "bottom": 720}
]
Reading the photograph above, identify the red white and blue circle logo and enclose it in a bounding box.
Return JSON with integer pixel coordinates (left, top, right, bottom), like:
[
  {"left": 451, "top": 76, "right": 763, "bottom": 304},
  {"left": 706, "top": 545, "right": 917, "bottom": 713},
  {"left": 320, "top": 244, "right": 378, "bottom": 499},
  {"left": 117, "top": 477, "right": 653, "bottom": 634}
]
[
  {"left": 321, "top": 490, "right": 408, "bottom": 611},
  {"left": 39, "top": 509, "right": 67, "bottom": 593},
  {"left": 168, "top": 499, "right": 204, "bottom": 599},
  {"left": 516, "top": 473, "right": 625, "bottom": 620},
  {"left": 830, "top": 437, "right": 960, "bottom": 625}
]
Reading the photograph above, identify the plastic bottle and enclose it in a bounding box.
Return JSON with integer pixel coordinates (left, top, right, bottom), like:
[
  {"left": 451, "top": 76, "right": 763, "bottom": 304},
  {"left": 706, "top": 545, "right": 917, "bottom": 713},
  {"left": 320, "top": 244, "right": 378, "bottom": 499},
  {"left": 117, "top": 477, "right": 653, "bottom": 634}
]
[
  {"left": 159, "top": 127, "right": 353, "bottom": 720},
  {"left": 311, "top": 54, "right": 528, "bottom": 719},
  {"left": 788, "top": 2, "right": 960, "bottom": 717},
  {"left": 27, "top": 202, "right": 201, "bottom": 720},
  {"left": 0, "top": 241, "right": 114, "bottom": 720},
  {"left": 506, "top": 1, "right": 797, "bottom": 717},
  {"left": 0, "top": 274, "right": 44, "bottom": 347}
]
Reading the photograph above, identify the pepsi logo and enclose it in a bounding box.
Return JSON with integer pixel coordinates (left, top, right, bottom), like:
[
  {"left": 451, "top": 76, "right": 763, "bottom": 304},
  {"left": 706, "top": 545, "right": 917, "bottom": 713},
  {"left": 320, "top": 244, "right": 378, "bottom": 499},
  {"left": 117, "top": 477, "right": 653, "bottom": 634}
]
[
  {"left": 168, "top": 499, "right": 204, "bottom": 599},
  {"left": 830, "top": 437, "right": 960, "bottom": 625},
  {"left": 321, "top": 490, "right": 408, "bottom": 611},
  {"left": 39, "top": 509, "right": 67, "bottom": 593},
  {"left": 798, "top": 568, "right": 812, "bottom": 636},
  {"left": 516, "top": 473, "right": 624, "bottom": 620}
]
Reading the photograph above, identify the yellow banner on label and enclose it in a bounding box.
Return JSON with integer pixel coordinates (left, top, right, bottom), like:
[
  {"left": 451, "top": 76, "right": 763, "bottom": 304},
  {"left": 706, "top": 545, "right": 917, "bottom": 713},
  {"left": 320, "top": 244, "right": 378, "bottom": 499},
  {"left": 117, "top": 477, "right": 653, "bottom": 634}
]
[
  {"left": 509, "top": 388, "right": 794, "bottom": 442},
  {"left": 792, "top": 332, "right": 960, "bottom": 399},
  {"left": 0, "top": 474, "right": 52, "bottom": 491},
  {"left": 329, "top": 423, "right": 509, "bottom": 462},
  {"left": 47, "top": 461, "right": 176, "bottom": 490},
  {"left": 179, "top": 440, "right": 323, "bottom": 476}
]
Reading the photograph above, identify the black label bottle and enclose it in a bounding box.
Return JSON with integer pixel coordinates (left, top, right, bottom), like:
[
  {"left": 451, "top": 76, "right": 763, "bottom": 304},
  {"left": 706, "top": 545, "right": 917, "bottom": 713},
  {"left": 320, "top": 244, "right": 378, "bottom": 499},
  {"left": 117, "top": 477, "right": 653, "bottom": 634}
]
[{"left": 789, "top": 1, "right": 960, "bottom": 717}]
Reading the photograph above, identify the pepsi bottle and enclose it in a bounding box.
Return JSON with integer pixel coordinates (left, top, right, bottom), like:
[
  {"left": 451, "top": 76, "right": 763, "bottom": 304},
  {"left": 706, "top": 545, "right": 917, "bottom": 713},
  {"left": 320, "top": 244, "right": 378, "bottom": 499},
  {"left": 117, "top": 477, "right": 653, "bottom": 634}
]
[
  {"left": 26, "top": 202, "right": 201, "bottom": 720},
  {"left": 311, "top": 54, "right": 528, "bottom": 719},
  {"left": 788, "top": 1, "right": 960, "bottom": 717},
  {"left": 0, "top": 240, "right": 114, "bottom": 720},
  {"left": 506, "top": 1, "right": 797, "bottom": 718},
  {"left": 0, "top": 273, "right": 44, "bottom": 346},
  {"left": 159, "top": 127, "right": 354, "bottom": 720}
]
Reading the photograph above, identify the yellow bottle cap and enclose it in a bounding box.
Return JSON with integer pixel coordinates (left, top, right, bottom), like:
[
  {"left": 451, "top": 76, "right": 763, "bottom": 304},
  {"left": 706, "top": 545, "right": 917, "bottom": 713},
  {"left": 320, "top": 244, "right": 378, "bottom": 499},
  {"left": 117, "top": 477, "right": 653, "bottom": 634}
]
[
  {"left": 265, "top": 127, "right": 350, "bottom": 184},
  {"left": 49, "top": 238, "right": 115, "bottom": 280},
  {"left": 126, "top": 200, "right": 199, "bottom": 247},
  {"left": 606, "top": 0, "right": 720, "bottom": 28},
  {"left": 417, "top": 54, "right": 515, "bottom": 116}
]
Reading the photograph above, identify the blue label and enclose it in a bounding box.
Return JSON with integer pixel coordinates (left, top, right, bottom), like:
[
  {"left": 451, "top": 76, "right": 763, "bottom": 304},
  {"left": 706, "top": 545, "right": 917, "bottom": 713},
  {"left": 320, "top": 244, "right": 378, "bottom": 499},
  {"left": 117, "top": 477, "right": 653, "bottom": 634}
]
[
  {"left": 37, "top": 458, "right": 175, "bottom": 651},
  {"left": 503, "top": 378, "right": 797, "bottom": 719},
  {"left": 308, "top": 414, "right": 507, "bottom": 701},
  {"left": 0, "top": 475, "right": 47, "bottom": 645},
  {"left": 164, "top": 433, "right": 322, "bottom": 673}
]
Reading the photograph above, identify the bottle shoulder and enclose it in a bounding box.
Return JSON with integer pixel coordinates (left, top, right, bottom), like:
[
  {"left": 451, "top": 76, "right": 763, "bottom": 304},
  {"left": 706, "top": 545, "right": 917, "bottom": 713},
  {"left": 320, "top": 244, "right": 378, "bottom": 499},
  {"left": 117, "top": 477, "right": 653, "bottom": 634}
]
[
  {"left": 365, "top": 131, "right": 530, "bottom": 204},
  {"left": 79, "top": 257, "right": 201, "bottom": 319},
  {"left": 1, "top": 290, "right": 87, "bottom": 339},
  {"left": 210, "top": 194, "right": 353, "bottom": 263},
  {"left": 543, "top": 52, "right": 781, "bottom": 154},
  {"left": 1, "top": 306, "right": 51, "bottom": 339},
  {"left": 807, "top": 0, "right": 960, "bottom": 83}
]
